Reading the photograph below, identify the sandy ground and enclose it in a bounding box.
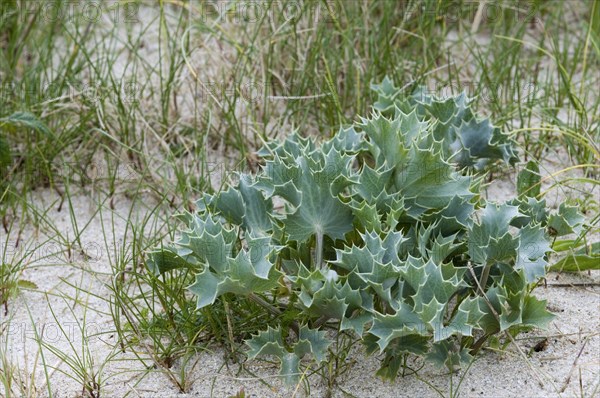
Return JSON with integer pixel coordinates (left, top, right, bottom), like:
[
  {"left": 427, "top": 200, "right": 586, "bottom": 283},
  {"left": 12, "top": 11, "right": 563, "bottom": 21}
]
[{"left": 1, "top": 3, "right": 599, "bottom": 398}]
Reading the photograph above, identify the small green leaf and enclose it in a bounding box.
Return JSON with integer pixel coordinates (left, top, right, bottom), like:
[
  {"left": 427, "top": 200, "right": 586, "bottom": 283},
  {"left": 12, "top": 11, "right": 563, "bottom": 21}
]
[
  {"left": 0, "top": 112, "right": 53, "bottom": 137},
  {"left": 0, "top": 134, "right": 11, "bottom": 173},
  {"left": 548, "top": 253, "right": 600, "bottom": 272},
  {"left": 551, "top": 239, "right": 586, "bottom": 252},
  {"left": 517, "top": 161, "right": 541, "bottom": 198},
  {"left": 17, "top": 280, "right": 38, "bottom": 289},
  {"left": 146, "top": 247, "right": 199, "bottom": 274}
]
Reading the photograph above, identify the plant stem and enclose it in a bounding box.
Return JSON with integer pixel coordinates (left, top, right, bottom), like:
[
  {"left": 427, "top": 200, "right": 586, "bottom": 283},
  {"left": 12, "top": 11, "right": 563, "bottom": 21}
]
[
  {"left": 316, "top": 231, "right": 324, "bottom": 270},
  {"left": 479, "top": 263, "right": 491, "bottom": 292},
  {"left": 313, "top": 315, "right": 330, "bottom": 328},
  {"left": 470, "top": 333, "right": 492, "bottom": 355}
]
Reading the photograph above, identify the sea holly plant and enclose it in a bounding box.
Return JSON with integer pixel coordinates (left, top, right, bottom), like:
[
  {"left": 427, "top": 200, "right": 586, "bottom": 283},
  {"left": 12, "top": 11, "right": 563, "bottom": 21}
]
[
  {"left": 147, "top": 79, "right": 588, "bottom": 383},
  {"left": 371, "top": 77, "right": 519, "bottom": 170},
  {"left": 245, "top": 325, "right": 332, "bottom": 384}
]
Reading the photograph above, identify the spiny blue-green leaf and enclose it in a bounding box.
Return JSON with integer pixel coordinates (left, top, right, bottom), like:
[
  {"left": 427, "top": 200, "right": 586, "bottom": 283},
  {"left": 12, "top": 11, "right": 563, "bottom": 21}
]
[
  {"left": 278, "top": 153, "right": 354, "bottom": 242},
  {"left": 245, "top": 327, "right": 298, "bottom": 384},
  {"left": 256, "top": 153, "right": 302, "bottom": 205},
  {"left": 547, "top": 203, "right": 585, "bottom": 236},
  {"left": 371, "top": 81, "right": 519, "bottom": 170},
  {"left": 423, "top": 196, "right": 475, "bottom": 235},
  {"left": 521, "top": 296, "right": 555, "bottom": 329},
  {"left": 493, "top": 263, "right": 527, "bottom": 295},
  {"left": 297, "top": 278, "right": 362, "bottom": 320},
  {"left": 371, "top": 334, "right": 430, "bottom": 380},
  {"left": 146, "top": 246, "right": 200, "bottom": 274},
  {"left": 515, "top": 224, "right": 551, "bottom": 282},
  {"left": 322, "top": 145, "right": 358, "bottom": 194},
  {"left": 417, "top": 297, "right": 446, "bottom": 337},
  {"left": 279, "top": 353, "right": 301, "bottom": 384},
  {"left": 422, "top": 96, "right": 459, "bottom": 125},
  {"left": 257, "top": 131, "right": 316, "bottom": 160},
  {"left": 340, "top": 312, "right": 373, "bottom": 334},
  {"left": 246, "top": 326, "right": 286, "bottom": 359},
  {"left": 294, "top": 326, "right": 332, "bottom": 363},
  {"left": 189, "top": 269, "right": 222, "bottom": 308},
  {"left": 479, "top": 284, "right": 524, "bottom": 332},
  {"left": 362, "top": 230, "right": 407, "bottom": 266},
  {"left": 238, "top": 175, "right": 273, "bottom": 234},
  {"left": 452, "top": 118, "right": 517, "bottom": 169},
  {"left": 368, "top": 302, "right": 427, "bottom": 352},
  {"left": 468, "top": 203, "right": 521, "bottom": 264},
  {"left": 177, "top": 211, "right": 234, "bottom": 238},
  {"left": 394, "top": 144, "right": 474, "bottom": 213},
  {"left": 333, "top": 231, "right": 407, "bottom": 297},
  {"left": 420, "top": 297, "right": 484, "bottom": 343},
  {"left": 416, "top": 92, "right": 473, "bottom": 126},
  {"left": 376, "top": 333, "right": 430, "bottom": 357},
  {"left": 354, "top": 164, "right": 394, "bottom": 206},
  {"left": 247, "top": 235, "right": 281, "bottom": 278},
  {"left": 209, "top": 187, "right": 244, "bottom": 225},
  {"left": 181, "top": 228, "right": 231, "bottom": 272},
  {"left": 477, "top": 292, "right": 501, "bottom": 334},
  {"left": 479, "top": 202, "right": 521, "bottom": 237},
  {"left": 509, "top": 197, "right": 548, "bottom": 227},
  {"left": 487, "top": 233, "right": 519, "bottom": 263},
  {"left": 426, "top": 340, "right": 473, "bottom": 372},
  {"left": 445, "top": 298, "right": 485, "bottom": 338},
  {"left": 400, "top": 256, "right": 466, "bottom": 307},
  {"left": 414, "top": 223, "right": 463, "bottom": 263},
  {"left": 333, "top": 244, "right": 378, "bottom": 288},
  {"left": 356, "top": 260, "right": 401, "bottom": 307},
  {"left": 322, "top": 126, "right": 367, "bottom": 153},
  {"left": 425, "top": 232, "right": 463, "bottom": 265},
  {"left": 147, "top": 213, "right": 234, "bottom": 274},
  {"left": 246, "top": 325, "right": 332, "bottom": 384},
  {"left": 384, "top": 196, "right": 413, "bottom": 231},
  {"left": 358, "top": 110, "right": 426, "bottom": 168},
  {"left": 501, "top": 288, "right": 527, "bottom": 331},
  {"left": 188, "top": 235, "right": 282, "bottom": 309},
  {"left": 351, "top": 200, "right": 383, "bottom": 233},
  {"left": 371, "top": 76, "right": 401, "bottom": 113}
]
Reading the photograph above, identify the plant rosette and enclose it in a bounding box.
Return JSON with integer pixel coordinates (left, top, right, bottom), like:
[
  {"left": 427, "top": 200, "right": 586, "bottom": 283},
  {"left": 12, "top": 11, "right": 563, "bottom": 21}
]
[{"left": 147, "top": 78, "right": 586, "bottom": 383}]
